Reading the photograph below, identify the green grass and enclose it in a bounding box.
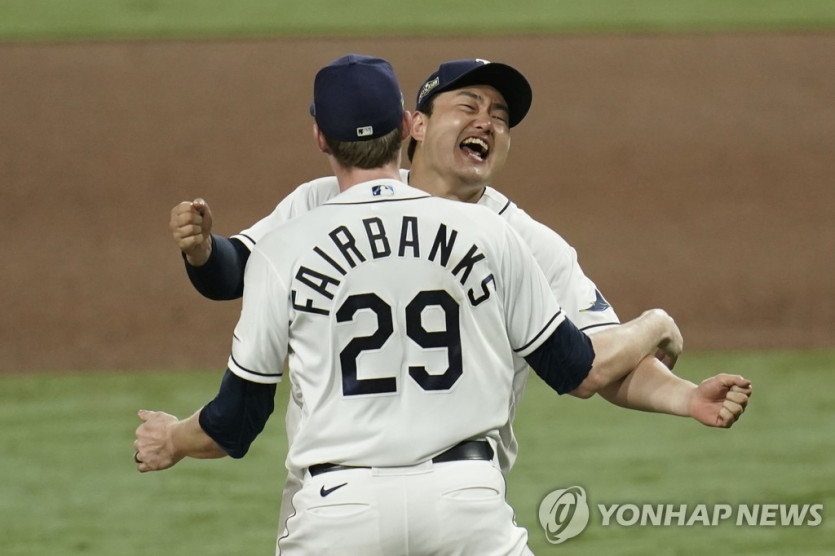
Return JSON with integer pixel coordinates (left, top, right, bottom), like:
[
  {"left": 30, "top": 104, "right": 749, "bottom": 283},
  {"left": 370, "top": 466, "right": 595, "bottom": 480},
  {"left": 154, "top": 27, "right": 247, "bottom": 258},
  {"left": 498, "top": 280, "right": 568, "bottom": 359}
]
[
  {"left": 509, "top": 349, "right": 835, "bottom": 554},
  {"left": 0, "top": 369, "right": 289, "bottom": 555},
  {"left": 1, "top": 349, "right": 833, "bottom": 555},
  {"left": 2, "top": 0, "right": 835, "bottom": 42}
]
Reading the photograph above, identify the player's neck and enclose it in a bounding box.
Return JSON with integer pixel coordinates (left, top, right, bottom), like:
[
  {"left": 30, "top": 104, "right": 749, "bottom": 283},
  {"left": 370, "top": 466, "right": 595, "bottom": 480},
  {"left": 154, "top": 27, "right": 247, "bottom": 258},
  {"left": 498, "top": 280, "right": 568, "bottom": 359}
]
[
  {"left": 409, "top": 160, "right": 485, "bottom": 204},
  {"left": 333, "top": 161, "right": 403, "bottom": 192}
]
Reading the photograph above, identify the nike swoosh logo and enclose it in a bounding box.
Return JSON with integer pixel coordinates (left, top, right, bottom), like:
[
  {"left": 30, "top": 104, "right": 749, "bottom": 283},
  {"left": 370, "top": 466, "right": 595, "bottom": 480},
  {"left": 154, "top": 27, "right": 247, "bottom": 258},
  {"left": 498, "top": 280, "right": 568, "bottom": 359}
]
[
  {"left": 320, "top": 482, "right": 348, "bottom": 497},
  {"left": 580, "top": 289, "right": 611, "bottom": 312}
]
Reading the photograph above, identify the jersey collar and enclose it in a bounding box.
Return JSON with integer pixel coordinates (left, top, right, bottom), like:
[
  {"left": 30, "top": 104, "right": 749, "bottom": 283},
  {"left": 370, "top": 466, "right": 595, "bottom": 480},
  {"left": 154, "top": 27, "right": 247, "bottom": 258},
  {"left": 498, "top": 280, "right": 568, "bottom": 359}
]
[{"left": 325, "top": 179, "right": 431, "bottom": 205}]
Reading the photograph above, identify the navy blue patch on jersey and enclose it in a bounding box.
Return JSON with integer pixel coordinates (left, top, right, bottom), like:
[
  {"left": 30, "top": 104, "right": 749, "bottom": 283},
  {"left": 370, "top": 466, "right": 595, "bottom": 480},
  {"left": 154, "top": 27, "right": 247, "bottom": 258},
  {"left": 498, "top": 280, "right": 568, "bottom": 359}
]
[
  {"left": 372, "top": 184, "right": 395, "bottom": 196},
  {"left": 580, "top": 289, "right": 611, "bottom": 312}
]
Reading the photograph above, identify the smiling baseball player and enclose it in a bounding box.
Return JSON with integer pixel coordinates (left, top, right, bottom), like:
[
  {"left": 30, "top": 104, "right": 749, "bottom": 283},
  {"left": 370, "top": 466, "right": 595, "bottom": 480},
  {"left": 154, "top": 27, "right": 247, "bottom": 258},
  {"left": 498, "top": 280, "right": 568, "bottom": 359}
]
[{"left": 136, "top": 54, "right": 693, "bottom": 555}]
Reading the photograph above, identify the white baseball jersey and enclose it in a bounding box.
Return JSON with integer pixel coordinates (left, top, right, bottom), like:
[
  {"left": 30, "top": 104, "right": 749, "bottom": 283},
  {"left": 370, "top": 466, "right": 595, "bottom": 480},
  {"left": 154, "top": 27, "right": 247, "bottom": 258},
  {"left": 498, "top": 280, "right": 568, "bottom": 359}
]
[
  {"left": 234, "top": 171, "right": 620, "bottom": 471},
  {"left": 228, "top": 180, "right": 565, "bottom": 471}
]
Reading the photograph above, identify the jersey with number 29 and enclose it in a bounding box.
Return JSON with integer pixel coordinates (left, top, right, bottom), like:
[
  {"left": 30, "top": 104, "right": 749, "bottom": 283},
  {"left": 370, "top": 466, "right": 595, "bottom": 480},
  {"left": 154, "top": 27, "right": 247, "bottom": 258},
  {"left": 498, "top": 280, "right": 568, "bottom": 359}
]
[{"left": 228, "top": 180, "right": 566, "bottom": 470}]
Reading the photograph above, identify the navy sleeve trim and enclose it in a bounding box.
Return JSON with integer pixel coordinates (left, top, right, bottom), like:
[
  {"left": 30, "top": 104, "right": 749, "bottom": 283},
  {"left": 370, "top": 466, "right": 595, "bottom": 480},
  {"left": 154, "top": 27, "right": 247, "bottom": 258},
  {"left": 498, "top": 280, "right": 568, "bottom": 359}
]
[
  {"left": 184, "top": 235, "right": 250, "bottom": 300},
  {"left": 198, "top": 369, "right": 276, "bottom": 459},
  {"left": 237, "top": 233, "right": 255, "bottom": 245},
  {"left": 514, "top": 311, "right": 563, "bottom": 353},
  {"left": 524, "top": 318, "right": 595, "bottom": 395},
  {"left": 580, "top": 321, "right": 620, "bottom": 332},
  {"left": 229, "top": 353, "right": 283, "bottom": 379}
]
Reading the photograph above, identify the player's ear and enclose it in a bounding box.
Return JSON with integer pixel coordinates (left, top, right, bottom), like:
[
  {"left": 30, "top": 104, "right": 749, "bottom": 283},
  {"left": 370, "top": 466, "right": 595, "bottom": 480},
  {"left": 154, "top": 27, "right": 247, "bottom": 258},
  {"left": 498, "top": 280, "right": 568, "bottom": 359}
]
[
  {"left": 312, "top": 123, "right": 331, "bottom": 154},
  {"left": 410, "top": 111, "right": 427, "bottom": 143}
]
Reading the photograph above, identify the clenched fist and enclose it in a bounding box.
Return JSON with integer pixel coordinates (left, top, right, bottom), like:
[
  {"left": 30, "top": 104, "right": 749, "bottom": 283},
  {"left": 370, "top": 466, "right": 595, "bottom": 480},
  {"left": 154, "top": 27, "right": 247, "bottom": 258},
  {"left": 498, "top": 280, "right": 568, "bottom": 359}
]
[
  {"left": 169, "top": 198, "right": 213, "bottom": 266},
  {"left": 689, "top": 374, "right": 752, "bottom": 428}
]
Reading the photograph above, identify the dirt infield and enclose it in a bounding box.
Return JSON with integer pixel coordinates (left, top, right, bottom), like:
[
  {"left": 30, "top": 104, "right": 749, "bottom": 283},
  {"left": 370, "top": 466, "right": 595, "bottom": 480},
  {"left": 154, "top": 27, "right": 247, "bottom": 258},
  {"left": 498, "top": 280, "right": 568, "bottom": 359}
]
[{"left": 1, "top": 34, "right": 833, "bottom": 372}]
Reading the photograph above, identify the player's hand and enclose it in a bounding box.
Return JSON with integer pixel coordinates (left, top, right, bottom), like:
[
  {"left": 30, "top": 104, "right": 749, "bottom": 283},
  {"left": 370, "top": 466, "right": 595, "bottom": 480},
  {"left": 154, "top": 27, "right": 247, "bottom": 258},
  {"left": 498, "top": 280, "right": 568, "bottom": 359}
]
[
  {"left": 688, "top": 374, "right": 752, "bottom": 428},
  {"left": 169, "top": 198, "right": 213, "bottom": 266},
  {"left": 134, "top": 409, "right": 184, "bottom": 472}
]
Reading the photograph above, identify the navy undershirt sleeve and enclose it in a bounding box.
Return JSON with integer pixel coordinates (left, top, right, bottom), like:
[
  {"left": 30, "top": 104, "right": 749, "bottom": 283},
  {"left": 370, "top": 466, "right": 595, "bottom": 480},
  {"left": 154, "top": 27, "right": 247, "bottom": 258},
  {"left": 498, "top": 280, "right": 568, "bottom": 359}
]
[
  {"left": 184, "top": 235, "right": 251, "bottom": 300},
  {"left": 198, "top": 370, "right": 276, "bottom": 459},
  {"left": 524, "top": 318, "right": 595, "bottom": 395}
]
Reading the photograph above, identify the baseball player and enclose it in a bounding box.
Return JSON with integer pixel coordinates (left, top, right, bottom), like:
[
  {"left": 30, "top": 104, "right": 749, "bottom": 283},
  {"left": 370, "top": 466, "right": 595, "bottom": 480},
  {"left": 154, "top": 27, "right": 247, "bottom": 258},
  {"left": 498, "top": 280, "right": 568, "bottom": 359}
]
[
  {"left": 137, "top": 54, "right": 691, "bottom": 555},
  {"left": 168, "top": 58, "right": 752, "bottom": 541}
]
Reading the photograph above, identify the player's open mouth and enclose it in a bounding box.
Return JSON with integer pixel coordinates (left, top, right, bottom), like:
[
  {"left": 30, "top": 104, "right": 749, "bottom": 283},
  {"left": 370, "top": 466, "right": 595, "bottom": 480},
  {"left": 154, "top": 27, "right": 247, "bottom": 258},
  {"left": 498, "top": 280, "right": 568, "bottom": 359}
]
[{"left": 460, "top": 137, "right": 489, "bottom": 162}]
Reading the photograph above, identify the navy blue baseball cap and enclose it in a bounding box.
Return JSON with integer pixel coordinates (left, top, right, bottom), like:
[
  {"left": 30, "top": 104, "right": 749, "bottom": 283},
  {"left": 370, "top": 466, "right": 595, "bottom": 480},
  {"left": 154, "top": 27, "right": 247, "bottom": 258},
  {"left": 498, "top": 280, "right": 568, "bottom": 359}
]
[
  {"left": 310, "top": 54, "right": 404, "bottom": 142},
  {"left": 415, "top": 59, "right": 532, "bottom": 127}
]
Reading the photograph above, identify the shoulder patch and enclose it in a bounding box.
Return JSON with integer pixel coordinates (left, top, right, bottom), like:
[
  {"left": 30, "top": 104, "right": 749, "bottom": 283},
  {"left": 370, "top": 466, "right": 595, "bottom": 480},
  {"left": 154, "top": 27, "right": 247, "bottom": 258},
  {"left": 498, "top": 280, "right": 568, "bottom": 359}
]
[{"left": 580, "top": 290, "right": 611, "bottom": 312}]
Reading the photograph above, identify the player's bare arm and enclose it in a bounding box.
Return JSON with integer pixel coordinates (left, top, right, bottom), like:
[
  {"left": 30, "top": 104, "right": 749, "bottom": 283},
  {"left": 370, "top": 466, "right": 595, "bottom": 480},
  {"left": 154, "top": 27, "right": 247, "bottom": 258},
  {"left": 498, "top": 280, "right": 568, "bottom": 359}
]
[
  {"left": 134, "top": 408, "right": 226, "bottom": 473},
  {"left": 169, "top": 198, "right": 213, "bottom": 266},
  {"left": 597, "top": 356, "right": 752, "bottom": 428},
  {"left": 570, "top": 308, "right": 683, "bottom": 399}
]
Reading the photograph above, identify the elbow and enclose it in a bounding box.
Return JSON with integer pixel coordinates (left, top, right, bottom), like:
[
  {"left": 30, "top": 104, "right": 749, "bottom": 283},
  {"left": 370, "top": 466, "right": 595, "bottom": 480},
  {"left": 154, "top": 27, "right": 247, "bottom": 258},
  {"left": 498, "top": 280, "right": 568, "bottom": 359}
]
[
  {"left": 223, "top": 442, "right": 250, "bottom": 459},
  {"left": 569, "top": 385, "right": 596, "bottom": 399},
  {"left": 570, "top": 371, "right": 605, "bottom": 399},
  {"left": 200, "top": 288, "right": 240, "bottom": 302}
]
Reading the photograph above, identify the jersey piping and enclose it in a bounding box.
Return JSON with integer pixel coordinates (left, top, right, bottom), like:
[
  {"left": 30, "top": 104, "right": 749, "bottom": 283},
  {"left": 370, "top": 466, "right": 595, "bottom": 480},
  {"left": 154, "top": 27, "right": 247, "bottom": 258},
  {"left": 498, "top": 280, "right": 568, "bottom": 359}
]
[
  {"left": 229, "top": 352, "right": 283, "bottom": 380},
  {"left": 322, "top": 195, "right": 431, "bottom": 207},
  {"left": 513, "top": 310, "right": 563, "bottom": 353}
]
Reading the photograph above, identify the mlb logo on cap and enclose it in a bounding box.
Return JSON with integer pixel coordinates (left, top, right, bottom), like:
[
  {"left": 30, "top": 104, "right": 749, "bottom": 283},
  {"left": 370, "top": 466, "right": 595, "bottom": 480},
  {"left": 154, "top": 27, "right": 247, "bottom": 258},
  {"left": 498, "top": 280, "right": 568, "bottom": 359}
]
[{"left": 310, "top": 54, "right": 404, "bottom": 142}]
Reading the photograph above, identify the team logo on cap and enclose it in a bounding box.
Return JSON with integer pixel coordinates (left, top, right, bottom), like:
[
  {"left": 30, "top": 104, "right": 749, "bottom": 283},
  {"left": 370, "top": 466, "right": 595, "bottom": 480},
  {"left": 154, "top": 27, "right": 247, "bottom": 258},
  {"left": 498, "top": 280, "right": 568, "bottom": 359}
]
[
  {"left": 357, "top": 126, "right": 373, "bottom": 137},
  {"left": 417, "top": 76, "right": 440, "bottom": 105}
]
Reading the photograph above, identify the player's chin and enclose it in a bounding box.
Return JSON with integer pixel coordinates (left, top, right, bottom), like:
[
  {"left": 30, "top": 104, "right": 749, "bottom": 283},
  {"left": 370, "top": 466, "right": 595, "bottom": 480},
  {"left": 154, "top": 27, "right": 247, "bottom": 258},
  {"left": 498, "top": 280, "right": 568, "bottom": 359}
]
[{"left": 455, "top": 156, "right": 494, "bottom": 183}]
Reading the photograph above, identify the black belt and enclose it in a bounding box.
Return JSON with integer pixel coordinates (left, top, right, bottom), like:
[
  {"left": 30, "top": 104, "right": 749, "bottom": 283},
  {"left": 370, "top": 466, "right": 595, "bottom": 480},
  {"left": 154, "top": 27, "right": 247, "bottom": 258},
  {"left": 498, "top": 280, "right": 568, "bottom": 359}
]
[{"left": 308, "top": 440, "right": 493, "bottom": 477}]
